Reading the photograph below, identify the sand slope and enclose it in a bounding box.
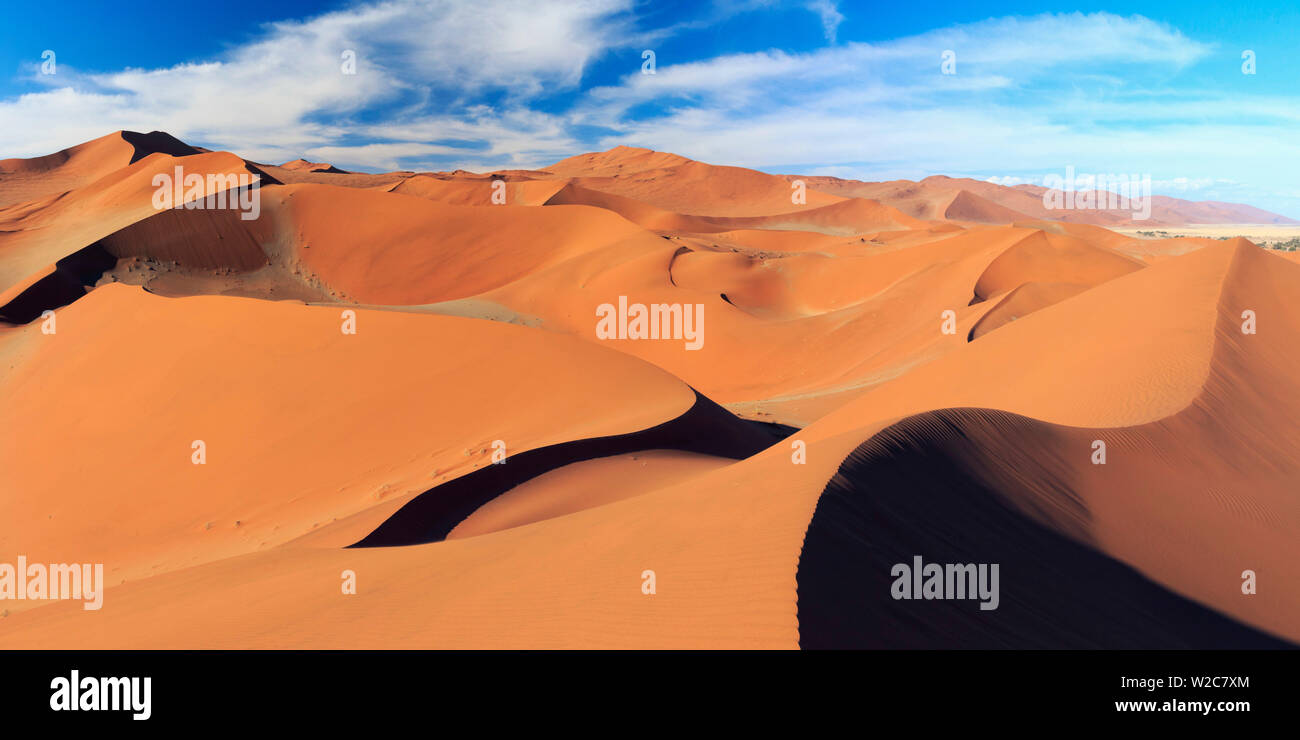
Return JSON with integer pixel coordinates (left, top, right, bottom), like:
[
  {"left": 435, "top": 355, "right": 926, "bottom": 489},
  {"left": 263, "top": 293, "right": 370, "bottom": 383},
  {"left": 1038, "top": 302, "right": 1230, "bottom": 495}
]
[
  {"left": 0, "top": 133, "right": 1294, "bottom": 649},
  {"left": 0, "top": 283, "right": 702, "bottom": 614}
]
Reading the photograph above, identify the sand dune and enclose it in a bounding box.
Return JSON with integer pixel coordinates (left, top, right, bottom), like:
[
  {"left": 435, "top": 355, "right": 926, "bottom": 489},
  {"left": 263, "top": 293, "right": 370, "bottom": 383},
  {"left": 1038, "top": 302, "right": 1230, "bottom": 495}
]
[
  {"left": 971, "top": 228, "right": 1143, "bottom": 303},
  {"left": 793, "top": 173, "right": 1297, "bottom": 227},
  {"left": 277, "top": 183, "right": 669, "bottom": 305},
  {"left": 0, "top": 132, "right": 1294, "bottom": 649},
  {"left": 0, "top": 148, "right": 268, "bottom": 298},
  {"left": 942, "top": 189, "right": 1032, "bottom": 224},
  {"left": 0, "top": 130, "right": 198, "bottom": 209},
  {"left": 545, "top": 182, "right": 922, "bottom": 235},
  {"left": 279, "top": 159, "right": 348, "bottom": 174},
  {"left": 798, "top": 407, "right": 1290, "bottom": 648},
  {"left": 0, "top": 282, "right": 702, "bottom": 613},
  {"left": 555, "top": 151, "right": 845, "bottom": 217},
  {"left": 800, "top": 242, "right": 1300, "bottom": 645},
  {"left": 968, "top": 281, "right": 1087, "bottom": 340}
]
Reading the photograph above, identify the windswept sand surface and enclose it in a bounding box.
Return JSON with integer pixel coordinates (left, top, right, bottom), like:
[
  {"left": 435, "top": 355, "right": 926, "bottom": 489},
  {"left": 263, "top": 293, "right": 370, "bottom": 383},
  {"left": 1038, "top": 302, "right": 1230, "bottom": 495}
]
[{"left": 0, "top": 132, "right": 1295, "bottom": 648}]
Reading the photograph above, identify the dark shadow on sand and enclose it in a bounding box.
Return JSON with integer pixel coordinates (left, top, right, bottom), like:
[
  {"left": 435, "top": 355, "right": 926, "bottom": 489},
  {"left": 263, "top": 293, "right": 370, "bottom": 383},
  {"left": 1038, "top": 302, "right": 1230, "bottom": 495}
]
[
  {"left": 0, "top": 243, "right": 116, "bottom": 324},
  {"left": 796, "top": 407, "right": 1294, "bottom": 649},
  {"left": 349, "top": 391, "right": 795, "bottom": 548}
]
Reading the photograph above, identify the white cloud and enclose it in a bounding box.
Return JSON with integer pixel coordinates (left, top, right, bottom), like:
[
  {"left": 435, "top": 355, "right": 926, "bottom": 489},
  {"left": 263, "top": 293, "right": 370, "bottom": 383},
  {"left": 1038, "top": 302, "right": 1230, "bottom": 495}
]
[
  {"left": 0, "top": 0, "right": 634, "bottom": 160},
  {"left": 0, "top": 5, "right": 1295, "bottom": 215},
  {"left": 583, "top": 12, "right": 1210, "bottom": 113},
  {"left": 573, "top": 12, "right": 1300, "bottom": 215}
]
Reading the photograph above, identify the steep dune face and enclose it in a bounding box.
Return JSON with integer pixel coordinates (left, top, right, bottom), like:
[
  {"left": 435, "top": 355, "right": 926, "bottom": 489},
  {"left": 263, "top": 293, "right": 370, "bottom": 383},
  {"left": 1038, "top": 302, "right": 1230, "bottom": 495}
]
[
  {"left": 450, "top": 223, "right": 1009, "bottom": 423},
  {"left": 278, "top": 159, "right": 346, "bottom": 174},
  {"left": 1106, "top": 241, "right": 1300, "bottom": 639},
  {"left": 545, "top": 183, "right": 921, "bottom": 235},
  {"left": 558, "top": 157, "right": 846, "bottom": 216},
  {"left": 0, "top": 131, "right": 198, "bottom": 208},
  {"left": 446, "top": 450, "right": 733, "bottom": 539},
  {"left": 5, "top": 243, "right": 1290, "bottom": 649},
  {"left": 252, "top": 163, "right": 404, "bottom": 189},
  {"left": 544, "top": 182, "right": 714, "bottom": 231},
  {"left": 0, "top": 133, "right": 136, "bottom": 208},
  {"left": 96, "top": 203, "right": 273, "bottom": 271},
  {"left": 390, "top": 173, "right": 568, "bottom": 206},
  {"left": 798, "top": 243, "right": 1300, "bottom": 646},
  {"left": 452, "top": 220, "right": 1155, "bottom": 423},
  {"left": 0, "top": 132, "right": 1294, "bottom": 649},
  {"left": 968, "top": 281, "right": 1087, "bottom": 340},
  {"left": 0, "top": 283, "right": 701, "bottom": 614},
  {"left": 0, "top": 149, "right": 268, "bottom": 297},
  {"left": 712, "top": 197, "right": 926, "bottom": 235},
  {"left": 797, "top": 408, "right": 1291, "bottom": 648},
  {"left": 276, "top": 184, "right": 669, "bottom": 305},
  {"left": 803, "top": 240, "right": 1234, "bottom": 438},
  {"left": 547, "top": 145, "right": 695, "bottom": 177},
  {"left": 971, "top": 228, "right": 1143, "bottom": 303},
  {"left": 942, "top": 189, "right": 1032, "bottom": 224},
  {"left": 349, "top": 390, "right": 785, "bottom": 548}
]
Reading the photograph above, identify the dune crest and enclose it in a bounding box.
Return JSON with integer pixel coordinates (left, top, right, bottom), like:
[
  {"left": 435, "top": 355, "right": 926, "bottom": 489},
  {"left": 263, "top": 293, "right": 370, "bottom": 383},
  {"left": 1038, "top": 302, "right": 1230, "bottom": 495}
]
[{"left": 1, "top": 131, "right": 1294, "bottom": 649}]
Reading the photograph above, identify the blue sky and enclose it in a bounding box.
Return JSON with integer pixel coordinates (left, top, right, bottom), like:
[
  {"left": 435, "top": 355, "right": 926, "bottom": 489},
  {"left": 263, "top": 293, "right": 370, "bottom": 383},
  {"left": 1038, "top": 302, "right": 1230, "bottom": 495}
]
[{"left": 2, "top": 0, "right": 1298, "bottom": 216}]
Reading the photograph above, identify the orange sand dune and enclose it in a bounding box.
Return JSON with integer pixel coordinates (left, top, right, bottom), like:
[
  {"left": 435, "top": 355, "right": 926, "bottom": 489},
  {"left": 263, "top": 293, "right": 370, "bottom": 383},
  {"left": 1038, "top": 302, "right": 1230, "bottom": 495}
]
[
  {"left": 443, "top": 223, "right": 1017, "bottom": 423},
  {"left": 710, "top": 197, "right": 926, "bottom": 235},
  {"left": 4, "top": 242, "right": 1292, "bottom": 648},
  {"left": 391, "top": 173, "right": 568, "bottom": 206},
  {"left": 0, "top": 149, "right": 267, "bottom": 298},
  {"left": 0, "top": 133, "right": 1294, "bottom": 650},
  {"left": 796, "top": 172, "right": 1297, "bottom": 227},
  {"left": 275, "top": 184, "right": 671, "bottom": 305},
  {"left": 0, "top": 130, "right": 198, "bottom": 209},
  {"left": 797, "top": 242, "right": 1300, "bottom": 644},
  {"left": 453, "top": 221, "right": 1155, "bottom": 423},
  {"left": 279, "top": 159, "right": 347, "bottom": 174},
  {"left": 968, "top": 281, "right": 1087, "bottom": 339},
  {"left": 0, "top": 282, "right": 705, "bottom": 611},
  {"left": 676, "top": 228, "right": 869, "bottom": 255},
  {"left": 544, "top": 181, "right": 714, "bottom": 231},
  {"left": 546, "top": 145, "right": 695, "bottom": 177},
  {"left": 553, "top": 149, "right": 845, "bottom": 217},
  {"left": 546, "top": 182, "right": 922, "bottom": 235},
  {"left": 794, "top": 174, "right": 1058, "bottom": 223},
  {"left": 251, "top": 162, "right": 404, "bottom": 189},
  {"left": 942, "top": 189, "right": 1032, "bottom": 224},
  {"left": 1110, "top": 235, "right": 1239, "bottom": 263},
  {"left": 447, "top": 450, "right": 733, "bottom": 539},
  {"left": 971, "top": 228, "right": 1143, "bottom": 302}
]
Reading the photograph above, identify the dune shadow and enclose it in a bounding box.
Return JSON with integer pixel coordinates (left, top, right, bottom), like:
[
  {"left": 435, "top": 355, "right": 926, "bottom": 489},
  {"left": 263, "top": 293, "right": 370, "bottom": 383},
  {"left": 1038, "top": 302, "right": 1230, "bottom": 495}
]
[
  {"left": 796, "top": 407, "right": 1293, "bottom": 649},
  {"left": 0, "top": 243, "right": 116, "bottom": 324},
  {"left": 121, "top": 130, "right": 202, "bottom": 164},
  {"left": 349, "top": 391, "right": 796, "bottom": 548}
]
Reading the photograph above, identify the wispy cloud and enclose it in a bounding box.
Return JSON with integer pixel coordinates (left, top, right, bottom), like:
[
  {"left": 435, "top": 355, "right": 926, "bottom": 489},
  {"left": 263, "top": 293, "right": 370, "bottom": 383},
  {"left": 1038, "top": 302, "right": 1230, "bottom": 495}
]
[
  {"left": 0, "top": 0, "right": 634, "bottom": 163},
  {"left": 806, "top": 1, "right": 843, "bottom": 43}
]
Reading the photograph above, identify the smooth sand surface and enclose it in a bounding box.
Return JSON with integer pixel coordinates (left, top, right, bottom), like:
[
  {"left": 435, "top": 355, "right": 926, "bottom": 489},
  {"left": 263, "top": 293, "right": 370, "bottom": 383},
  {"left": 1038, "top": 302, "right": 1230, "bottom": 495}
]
[{"left": 1, "top": 133, "right": 1294, "bottom": 647}]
